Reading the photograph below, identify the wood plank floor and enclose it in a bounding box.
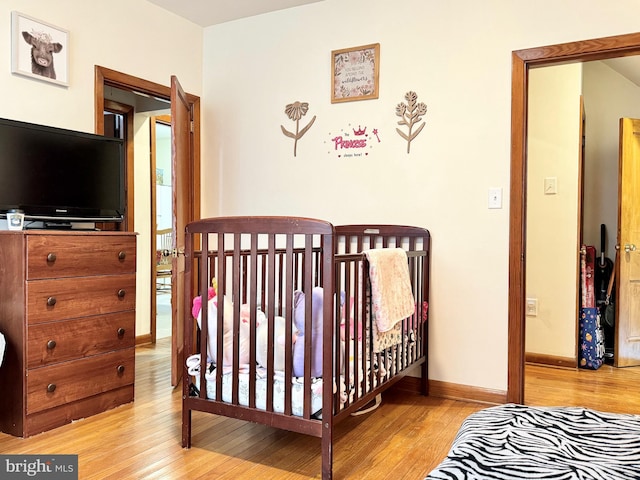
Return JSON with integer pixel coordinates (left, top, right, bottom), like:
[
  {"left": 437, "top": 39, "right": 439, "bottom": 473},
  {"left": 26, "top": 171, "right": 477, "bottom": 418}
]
[
  {"left": 1, "top": 340, "right": 638, "bottom": 479},
  {"left": 525, "top": 361, "right": 640, "bottom": 414}
]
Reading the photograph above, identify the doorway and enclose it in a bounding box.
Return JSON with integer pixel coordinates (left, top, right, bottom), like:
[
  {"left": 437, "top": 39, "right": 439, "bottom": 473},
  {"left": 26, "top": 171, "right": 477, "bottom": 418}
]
[
  {"left": 508, "top": 32, "right": 640, "bottom": 404},
  {"left": 94, "top": 66, "right": 201, "bottom": 385},
  {"left": 101, "top": 82, "right": 172, "bottom": 345},
  {"left": 524, "top": 64, "right": 584, "bottom": 370}
]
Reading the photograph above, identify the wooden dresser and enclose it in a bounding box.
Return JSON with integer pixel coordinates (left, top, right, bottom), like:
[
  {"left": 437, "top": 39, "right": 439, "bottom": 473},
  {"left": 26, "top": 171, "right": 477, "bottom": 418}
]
[{"left": 0, "top": 230, "right": 137, "bottom": 437}]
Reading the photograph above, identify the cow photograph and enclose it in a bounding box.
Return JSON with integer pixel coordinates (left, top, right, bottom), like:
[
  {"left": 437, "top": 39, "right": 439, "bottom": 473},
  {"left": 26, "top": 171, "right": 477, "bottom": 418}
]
[{"left": 11, "top": 12, "right": 68, "bottom": 86}]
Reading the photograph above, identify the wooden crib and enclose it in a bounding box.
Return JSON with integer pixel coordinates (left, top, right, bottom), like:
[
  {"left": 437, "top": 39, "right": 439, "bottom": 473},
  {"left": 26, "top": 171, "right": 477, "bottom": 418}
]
[{"left": 181, "top": 216, "right": 430, "bottom": 479}]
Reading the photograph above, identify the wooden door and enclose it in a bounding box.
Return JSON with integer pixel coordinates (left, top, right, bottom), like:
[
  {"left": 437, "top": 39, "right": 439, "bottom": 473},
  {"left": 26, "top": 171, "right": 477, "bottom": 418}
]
[
  {"left": 170, "top": 76, "right": 192, "bottom": 386},
  {"left": 615, "top": 118, "right": 640, "bottom": 367}
]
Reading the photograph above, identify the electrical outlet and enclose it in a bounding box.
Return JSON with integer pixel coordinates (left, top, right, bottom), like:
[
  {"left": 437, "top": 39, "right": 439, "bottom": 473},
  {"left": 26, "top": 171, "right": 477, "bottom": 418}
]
[{"left": 526, "top": 298, "right": 538, "bottom": 316}]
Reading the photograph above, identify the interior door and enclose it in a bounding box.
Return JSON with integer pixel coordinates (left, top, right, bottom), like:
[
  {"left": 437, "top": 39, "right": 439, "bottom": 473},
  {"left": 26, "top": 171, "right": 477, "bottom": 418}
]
[
  {"left": 170, "top": 76, "right": 192, "bottom": 386},
  {"left": 615, "top": 117, "right": 640, "bottom": 367}
]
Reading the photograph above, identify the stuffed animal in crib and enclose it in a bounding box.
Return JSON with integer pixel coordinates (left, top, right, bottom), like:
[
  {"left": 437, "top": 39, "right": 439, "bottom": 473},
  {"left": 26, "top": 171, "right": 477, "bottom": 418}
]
[
  {"left": 239, "top": 303, "right": 266, "bottom": 328},
  {"left": 255, "top": 316, "right": 294, "bottom": 371},
  {"left": 194, "top": 293, "right": 252, "bottom": 368},
  {"left": 192, "top": 286, "right": 216, "bottom": 320},
  {"left": 293, "top": 287, "right": 324, "bottom": 378}
]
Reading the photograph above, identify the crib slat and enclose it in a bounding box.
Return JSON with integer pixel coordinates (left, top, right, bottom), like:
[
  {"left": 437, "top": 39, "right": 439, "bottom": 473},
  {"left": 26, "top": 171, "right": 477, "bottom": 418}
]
[
  {"left": 283, "top": 234, "right": 294, "bottom": 416},
  {"left": 265, "top": 234, "right": 275, "bottom": 413},
  {"left": 248, "top": 233, "right": 258, "bottom": 408},
  {"left": 198, "top": 233, "right": 209, "bottom": 401}
]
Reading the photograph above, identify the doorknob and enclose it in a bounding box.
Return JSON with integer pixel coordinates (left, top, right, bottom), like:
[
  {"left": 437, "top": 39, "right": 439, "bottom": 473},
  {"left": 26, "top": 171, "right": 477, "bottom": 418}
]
[{"left": 624, "top": 244, "right": 637, "bottom": 253}]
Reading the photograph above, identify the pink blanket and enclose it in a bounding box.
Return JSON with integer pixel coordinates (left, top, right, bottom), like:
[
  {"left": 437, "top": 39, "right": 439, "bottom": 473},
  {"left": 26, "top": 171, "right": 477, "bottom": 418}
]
[{"left": 365, "top": 248, "right": 415, "bottom": 332}]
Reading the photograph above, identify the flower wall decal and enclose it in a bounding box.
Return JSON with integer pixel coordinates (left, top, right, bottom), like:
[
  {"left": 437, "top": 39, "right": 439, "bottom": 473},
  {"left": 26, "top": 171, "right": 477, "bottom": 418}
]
[
  {"left": 395, "top": 91, "right": 427, "bottom": 154},
  {"left": 281, "top": 101, "right": 316, "bottom": 157}
]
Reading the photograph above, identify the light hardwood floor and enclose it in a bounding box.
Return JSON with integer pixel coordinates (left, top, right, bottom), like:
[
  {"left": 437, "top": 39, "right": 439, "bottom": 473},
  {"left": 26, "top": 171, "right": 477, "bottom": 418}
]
[
  {"left": 525, "top": 361, "right": 640, "bottom": 414},
  {"left": 1, "top": 340, "right": 638, "bottom": 479}
]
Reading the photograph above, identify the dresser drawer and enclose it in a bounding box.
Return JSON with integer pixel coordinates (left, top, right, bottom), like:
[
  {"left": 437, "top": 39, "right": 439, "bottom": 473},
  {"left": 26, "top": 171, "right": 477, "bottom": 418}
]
[
  {"left": 27, "top": 274, "right": 135, "bottom": 325},
  {"left": 27, "top": 312, "right": 135, "bottom": 368},
  {"left": 27, "top": 348, "right": 135, "bottom": 414},
  {"left": 26, "top": 235, "right": 136, "bottom": 279}
]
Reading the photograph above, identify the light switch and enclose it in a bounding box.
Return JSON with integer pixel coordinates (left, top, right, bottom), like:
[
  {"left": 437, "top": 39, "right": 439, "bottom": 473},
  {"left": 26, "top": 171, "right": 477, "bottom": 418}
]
[
  {"left": 544, "top": 177, "right": 557, "bottom": 195},
  {"left": 488, "top": 187, "right": 502, "bottom": 209}
]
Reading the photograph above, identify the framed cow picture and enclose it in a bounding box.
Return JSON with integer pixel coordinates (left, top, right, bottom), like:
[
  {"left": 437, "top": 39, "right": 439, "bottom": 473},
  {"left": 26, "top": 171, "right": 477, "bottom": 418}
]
[{"left": 11, "top": 11, "right": 69, "bottom": 87}]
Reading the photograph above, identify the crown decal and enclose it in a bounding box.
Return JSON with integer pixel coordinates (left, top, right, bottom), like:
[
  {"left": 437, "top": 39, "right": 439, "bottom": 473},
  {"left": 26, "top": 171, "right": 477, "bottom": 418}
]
[{"left": 353, "top": 126, "right": 367, "bottom": 136}]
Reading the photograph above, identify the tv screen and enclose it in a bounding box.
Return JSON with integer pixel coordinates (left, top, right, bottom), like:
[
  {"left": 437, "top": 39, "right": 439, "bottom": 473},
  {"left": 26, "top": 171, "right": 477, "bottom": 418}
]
[{"left": 0, "top": 117, "right": 125, "bottom": 225}]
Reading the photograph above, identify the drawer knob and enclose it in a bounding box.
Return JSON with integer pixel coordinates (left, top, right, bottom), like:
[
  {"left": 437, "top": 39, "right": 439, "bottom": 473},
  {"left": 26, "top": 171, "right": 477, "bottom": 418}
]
[
  {"left": 118, "top": 251, "right": 126, "bottom": 261},
  {"left": 117, "top": 289, "right": 126, "bottom": 298},
  {"left": 47, "top": 296, "right": 57, "bottom": 307},
  {"left": 117, "top": 365, "right": 125, "bottom": 374},
  {"left": 46, "top": 340, "right": 57, "bottom": 349},
  {"left": 117, "top": 327, "right": 125, "bottom": 337},
  {"left": 47, "top": 253, "right": 57, "bottom": 263},
  {"left": 47, "top": 383, "right": 56, "bottom": 393}
]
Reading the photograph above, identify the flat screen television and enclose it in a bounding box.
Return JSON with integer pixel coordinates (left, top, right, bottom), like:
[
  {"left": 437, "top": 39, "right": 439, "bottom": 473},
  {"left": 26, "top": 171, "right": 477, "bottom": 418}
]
[{"left": 0, "top": 117, "right": 125, "bottom": 227}]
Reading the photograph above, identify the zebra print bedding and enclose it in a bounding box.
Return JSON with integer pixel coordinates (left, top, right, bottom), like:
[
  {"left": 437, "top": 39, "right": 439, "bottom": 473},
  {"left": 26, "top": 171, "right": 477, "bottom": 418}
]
[{"left": 425, "top": 403, "right": 640, "bottom": 480}]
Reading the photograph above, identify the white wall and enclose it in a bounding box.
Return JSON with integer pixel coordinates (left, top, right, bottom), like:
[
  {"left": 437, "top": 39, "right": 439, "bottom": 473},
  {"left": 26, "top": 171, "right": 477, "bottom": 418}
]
[
  {"left": 0, "top": 0, "right": 203, "bottom": 336},
  {"left": 526, "top": 64, "right": 582, "bottom": 359},
  {"left": 132, "top": 115, "right": 152, "bottom": 330},
  {"left": 201, "top": 0, "right": 640, "bottom": 391}
]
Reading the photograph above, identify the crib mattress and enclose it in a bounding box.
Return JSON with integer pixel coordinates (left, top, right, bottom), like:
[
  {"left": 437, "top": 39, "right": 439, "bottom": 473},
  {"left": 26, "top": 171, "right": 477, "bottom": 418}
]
[
  {"left": 425, "top": 403, "right": 640, "bottom": 480},
  {"left": 195, "top": 371, "right": 324, "bottom": 417}
]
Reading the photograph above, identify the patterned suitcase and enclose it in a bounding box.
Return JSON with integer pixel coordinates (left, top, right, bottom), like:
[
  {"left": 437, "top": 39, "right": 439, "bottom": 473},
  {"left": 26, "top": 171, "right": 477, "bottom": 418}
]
[{"left": 579, "top": 307, "right": 604, "bottom": 369}]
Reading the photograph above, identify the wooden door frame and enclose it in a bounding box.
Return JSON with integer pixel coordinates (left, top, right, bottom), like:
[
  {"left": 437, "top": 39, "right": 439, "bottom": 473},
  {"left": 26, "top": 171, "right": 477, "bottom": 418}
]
[
  {"left": 508, "top": 32, "right": 640, "bottom": 403},
  {"left": 95, "top": 65, "right": 201, "bottom": 346}
]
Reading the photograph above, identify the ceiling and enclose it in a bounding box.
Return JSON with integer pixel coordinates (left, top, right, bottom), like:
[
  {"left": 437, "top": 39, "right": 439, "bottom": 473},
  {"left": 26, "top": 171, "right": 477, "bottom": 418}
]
[
  {"left": 603, "top": 57, "right": 640, "bottom": 88},
  {"left": 143, "top": 1, "right": 640, "bottom": 85},
  {"left": 144, "top": 0, "right": 324, "bottom": 27}
]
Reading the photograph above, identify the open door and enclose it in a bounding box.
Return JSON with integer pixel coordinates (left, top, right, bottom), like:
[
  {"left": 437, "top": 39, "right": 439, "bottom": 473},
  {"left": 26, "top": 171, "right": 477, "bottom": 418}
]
[
  {"left": 170, "top": 76, "right": 192, "bottom": 386},
  {"left": 615, "top": 118, "right": 640, "bottom": 367}
]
